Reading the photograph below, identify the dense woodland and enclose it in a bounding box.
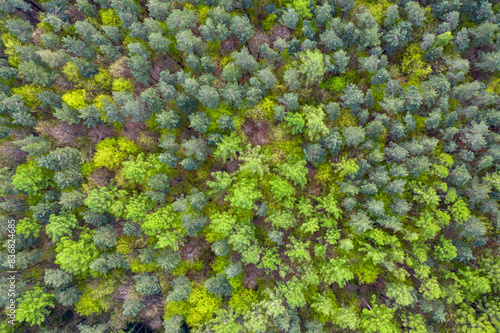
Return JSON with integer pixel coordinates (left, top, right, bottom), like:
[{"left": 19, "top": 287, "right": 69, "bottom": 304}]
[{"left": 1, "top": 0, "right": 500, "bottom": 331}]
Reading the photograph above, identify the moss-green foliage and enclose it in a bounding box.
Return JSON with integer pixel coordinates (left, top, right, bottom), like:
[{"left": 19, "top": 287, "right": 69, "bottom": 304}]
[
  {"left": 320, "top": 76, "right": 346, "bottom": 96},
  {"left": 61, "top": 62, "right": 81, "bottom": 83},
  {"left": 55, "top": 231, "right": 99, "bottom": 277},
  {"left": 11, "top": 85, "right": 44, "bottom": 108},
  {"left": 399, "top": 43, "right": 432, "bottom": 86},
  {"left": 99, "top": 8, "right": 121, "bottom": 26},
  {"left": 16, "top": 285, "right": 54, "bottom": 326},
  {"left": 12, "top": 161, "right": 52, "bottom": 197},
  {"left": 93, "top": 137, "right": 140, "bottom": 170},
  {"left": 94, "top": 68, "right": 112, "bottom": 90},
  {"left": 61, "top": 89, "right": 86, "bottom": 109},
  {"left": 112, "top": 78, "right": 133, "bottom": 92},
  {"left": 263, "top": 13, "right": 278, "bottom": 31}
]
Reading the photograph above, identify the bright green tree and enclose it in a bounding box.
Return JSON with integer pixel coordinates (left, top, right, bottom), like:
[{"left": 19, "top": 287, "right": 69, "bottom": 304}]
[
  {"left": 55, "top": 231, "right": 100, "bottom": 276},
  {"left": 17, "top": 285, "right": 55, "bottom": 326}
]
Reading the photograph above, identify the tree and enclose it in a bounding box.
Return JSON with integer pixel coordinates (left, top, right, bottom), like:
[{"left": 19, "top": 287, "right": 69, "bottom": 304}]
[
  {"left": 386, "top": 283, "right": 414, "bottom": 307},
  {"left": 6, "top": 19, "right": 33, "bottom": 42},
  {"left": 232, "top": 47, "right": 258, "bottom": 73},
  {"left": 284, "top": 68, "right": 301, "bottom": 91},
  {"left": 217, "top": 115, "right": 235, "bottom": 132},
  {"left": 77, "top": 323, "right": 107, "bottom": 333},
  {"left": 134, "top": 273, "right": 160, "bottom": 296},
  {"left": 156, "top": 109, "right": 180, "bottom": 130},
  {"left": 141, "top": 88, "right": 163, "bottom": 113},
  {"left": 55, "top": 231, "right": 100, "bottom": 276},
  {"left": 435, "top": 236, "right": 457, "bottom": 261},
  {"left": 62, "top": 36, "right": 95, "bottom": 60},
  {"left": 269, "top": 176, "right": 295, "bottom": 203},
  {"left": 163, "top": 315, "right": 184, "bottom": 333},
  {"left": 257, "top": 67, "right": 277, "bottom": 91},
  {"left": 212, "top": 239, "right": 230, "bottom": 256},
  {"left": 222, "top": 63, "right": 241, "bottom": 83},
  {"left": 281, "top": 6, "right": 299, "bottom": 30},
  {"left": 155, "top": 249, "right": 181, "bottom": 273},
  {"left": 278, "top": 278, "right": 307, "bottom": 309},
  {"left": 359, "top": 300, "right": 398, "bottom": 333},
  {"left": 315, "top": 2, "right": 332, "bottom": 27},
  {"left": 267, "top": 211, "right": 296, "bottom": 229},
  {"left": 321, "top": 257, "right": 353, "bottom": 286},
  {"left": 182, "top": 136, "right": 212, "bottom": 162},
  {"left": 46, "top": 212, "right": 78, "bottom": 242},
  {"left": 123, "top": 298, "right": 144, "bottom": 317},
  {"left": 319, "top": 29, "right": 343, "bottom": 51},
  {"left": 14, "top": 135, "right": 51, "bottom": 158},
  {"left": 332, "top": 50, "right": 350, "bottom": 74},
  {"left": 17, "top": 285, "right": 54, "bottom": 326},
  {"left": 142, "top": 205, "right": 183, "bottom": 250},
  {"left": 404, "top": 2, "right": 425, "bottom": 27},
  {"left": 277, "top": 156, "right": 308, "bottom": 188},
  {"left": 383, "top": 21, "right": 412, "bottom": 54},
  {"left": 147, "top": 173, "right": 171, "bottom": 202},
  {"left": 304, "top": 105, "right": 329, "bottom": 141},
  {"left": 210, "top": 211, "right": 237, "bottom": 238},
  {"left": 128, "top": 54, "right": 152, "bottom": 85},
  {"left": 213, "top": 132, "right": 242, "bottom": 161},
  {"left": 454, "top": 28, "right": 470, "bottom": 51},
  {"left": 470, "top": 22, "right": 498, "bottom": 48},
  {"left": 37, "top": 147, "right": 82, "bottom": 172},
  {"left": 36, "top": 49, "right": 69, "bottom": 69},
  {"left": 180, "top": 157, "right": 199, "bottom": 171},
  {"left": 230, "top": 15, "right": 254, "bottom": 43},
  {"left": 335, "top": 0, "right": 355, "bottom": 14},
  {"left": 279, "top": 93, "right": 299, "bottom": 112},
  {"left": 187, "top": 190, "right": 207, "bottom": 212},
  {"left": 166, "top": 8, "right": 198, "bottom": 33},
  {"left": 384, "top": 4, "right": 399, "bottom": 26},
  {"left": 32, "top": 201, "right": 60, "bottom": 223},
  {"left": 227, "top": 178, "right": 262, "bottom": 210},
  {"left": 284, "top": 112, "right": 305, "bottom": 134},
  {"left": 189, "top": 111, "right": 212, "bottom": 134},
  {"left": 205, "top": 273, "right": 232, "bottom": 298},
  {"left": 299, "top": 49, "right": 325, "bottom": 87},
  {"left": 304, "top": 143, "right": 326, "bottom": 165},
  {"left": 76, "top": 0, "right": 98, "bottom": 15},
  {"left": 341, "top": 83, "right": 364, "bottom": 112},
  {"left": 348, "top": 211, "right": 373, "bottom": 234},
  {"left": 56, "top": 286, "right": 80, "bottom": 307},
  {"left": 477, "top": 51, "right": 500, "bottom": 73},
  {"left": 122, "top": 153, "right": 164, "bottom": 184},
  {"left": 12, "top": 162, "right": 51, "bottom": 197},
  {"left": 449, "top": 164, "right": 472, "bottom": 187}
]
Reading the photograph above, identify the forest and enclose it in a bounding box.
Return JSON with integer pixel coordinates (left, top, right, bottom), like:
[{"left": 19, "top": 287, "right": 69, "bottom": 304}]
[{"left": 0, "top": 0, "right": 500, "bottom": 331}]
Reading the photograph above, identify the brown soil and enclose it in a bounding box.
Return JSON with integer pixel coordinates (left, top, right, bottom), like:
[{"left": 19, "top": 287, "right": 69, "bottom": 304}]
[
  {"left": 243, "top": 120, "right": 269, "bottom": 145},
  {"left": 242, "top": 263, "right": 266, "bottom": 290},
  {"left": 88, "top": 167, "right": 116, "bottom": 187},
  {"left": 224, "top": 158, "right": 243, "bottom": 174},
  {"left": 88, "top": 124, "right": 115, "bottom": 144}
]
